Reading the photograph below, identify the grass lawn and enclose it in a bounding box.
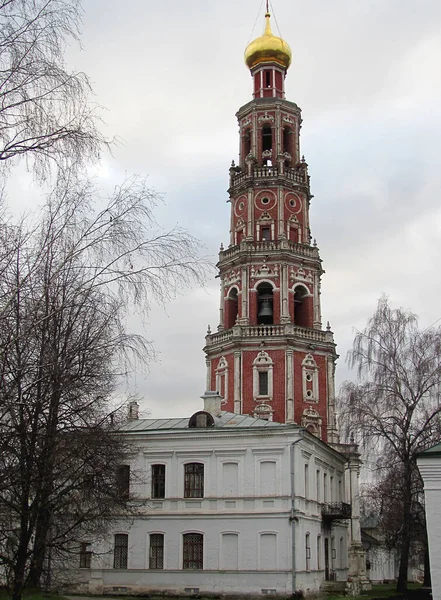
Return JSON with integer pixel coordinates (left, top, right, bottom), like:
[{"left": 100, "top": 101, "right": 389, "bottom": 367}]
[
  {"left": 0, "top": 592, "right": 67, "bottom": 600},
  {"left": 326, "top": 582, "right": 425, "bottom": 600}
]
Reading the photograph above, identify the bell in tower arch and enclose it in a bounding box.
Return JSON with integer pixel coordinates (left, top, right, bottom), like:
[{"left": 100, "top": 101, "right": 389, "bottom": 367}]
[
  {"left": 258, "top": 298, "right": 273, "bottom": 323},
  {"left": 256, "top": 282, "right": 274, "bottom": 325}
]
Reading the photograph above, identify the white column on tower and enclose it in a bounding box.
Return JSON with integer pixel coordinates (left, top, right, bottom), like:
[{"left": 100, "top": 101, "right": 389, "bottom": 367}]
[{"left": 234, "top": 351, "right": 241, "bottom": 414}]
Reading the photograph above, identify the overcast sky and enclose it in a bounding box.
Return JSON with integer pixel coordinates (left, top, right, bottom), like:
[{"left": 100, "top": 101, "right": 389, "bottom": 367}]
[{"left": 10, "top": 0, "right": 441, "bottom": 419}]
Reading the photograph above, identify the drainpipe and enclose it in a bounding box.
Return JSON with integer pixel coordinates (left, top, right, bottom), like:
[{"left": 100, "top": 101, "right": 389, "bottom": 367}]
[{"left": 290, "top": 430, "right": 305, "bottom": 596}]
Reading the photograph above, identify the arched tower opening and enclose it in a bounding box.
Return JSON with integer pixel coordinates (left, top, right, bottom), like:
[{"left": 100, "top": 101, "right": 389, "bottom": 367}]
[
  {"left": 282, "top": 126, "right": 294, "bottom": 164},
  {"left": 261, "top": 125, "right": 272, "bottom": 164},
  {"left": 225, "top": 287, "right": 239, "bottom": 329},
  {"left": 243, "top": 128, "right": 252, "bottom": 159},
  {"left": 256, "top": 282, "right": 274, "bottom": 325},
  {"left": 293, "top": 285, "right": 310, "bottom": 327}
]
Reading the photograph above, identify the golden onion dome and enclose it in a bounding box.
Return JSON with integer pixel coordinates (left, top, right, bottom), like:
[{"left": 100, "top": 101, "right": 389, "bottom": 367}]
[{"left": 244, "top": 12, "right": 292, "bottom": 70}]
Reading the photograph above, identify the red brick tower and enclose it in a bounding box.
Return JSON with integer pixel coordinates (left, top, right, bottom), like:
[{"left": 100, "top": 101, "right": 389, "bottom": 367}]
[{"left": 203, "top": 9, "right": 339, "bottom": 443}]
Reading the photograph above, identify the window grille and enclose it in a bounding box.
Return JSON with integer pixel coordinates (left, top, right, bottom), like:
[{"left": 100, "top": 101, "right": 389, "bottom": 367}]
[
  {"left": 79, "top": 543, "right": 91, "bottom": 569},
  {"left": 183, "top": 533, "right": 203, "bottom": 570},
  {"left": 149, "top": 534, "right": 164, "bottom": 569},
  {"left": 113, "top": 534, "right": 128, "bottom": 569},
  {"left": 184, "top": 463, "right": 204, "bottom": 498},
  {"left": 151, "top": 464, "right": 165, "bottom": 499}
]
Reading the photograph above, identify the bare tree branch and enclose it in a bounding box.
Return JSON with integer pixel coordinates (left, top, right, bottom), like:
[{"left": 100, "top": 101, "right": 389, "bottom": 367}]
[{"left": 338, "top": 295, "right": 441, "bottom": 592}]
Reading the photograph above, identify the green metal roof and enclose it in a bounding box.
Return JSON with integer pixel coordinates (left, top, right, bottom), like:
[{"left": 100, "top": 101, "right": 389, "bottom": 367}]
[{"left": 418, "top": 441, "right": 441, "bottom": 457}]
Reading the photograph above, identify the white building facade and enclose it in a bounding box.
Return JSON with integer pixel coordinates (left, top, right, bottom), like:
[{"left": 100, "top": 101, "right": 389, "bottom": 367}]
[
  {"left": 417, "top": 442, "right": 441, "bottom": 600},
  {"left": 69, "top": 399, "right": 357, "bottom": 596}
]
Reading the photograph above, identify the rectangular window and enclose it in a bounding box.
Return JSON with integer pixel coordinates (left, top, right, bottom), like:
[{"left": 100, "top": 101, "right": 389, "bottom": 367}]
[
  {"left": 79, "top": 543, "right": 91, "bottom": 569},
  {"left": 258, "top": 370, "right": 269, "bottom": 396},
  {"left": 116, "top": 465, "right": 130, "bottom": 500},
  {"left": 113, "top": 534, "right": 128, "bottom": 569},
  {"left": 316, "top": 469, "right": 320, "bottom": 502},
  {"left": 149, "top": 534, "right": 164, "bottom": 569},
  {"left": 151, "top": 464, "right": 165, "bottom": 499},
  {"left": 261, "top": 227, "right": 271, "bottom": 241},
  {"left": 184, "top": 463, "right": 204, "bottom": 498},
  {"left": 304, "top": 464, "right": 309, "bottom": 499},
  {"left": 265, "top": 70, "right": 271, "bottom": 88},
  {"left": 183, "top": 533, "right": 203, "bottom": 569}
]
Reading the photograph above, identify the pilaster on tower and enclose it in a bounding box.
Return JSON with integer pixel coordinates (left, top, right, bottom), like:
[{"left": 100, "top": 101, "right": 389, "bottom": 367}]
[{"left": 203, "top": 10, "right": 339, "bottom": 444}]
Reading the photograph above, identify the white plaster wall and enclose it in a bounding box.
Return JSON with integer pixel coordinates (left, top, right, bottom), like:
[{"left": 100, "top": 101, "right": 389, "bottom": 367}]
[
  {"left": 366, "top": 546, "right": 397, "bottom": 583},
  {"left": 70, "top": 424, "right": 349, "bottom": 596},
  {"left": 418, "top": 455, "right": 441, "bottom": 600}
]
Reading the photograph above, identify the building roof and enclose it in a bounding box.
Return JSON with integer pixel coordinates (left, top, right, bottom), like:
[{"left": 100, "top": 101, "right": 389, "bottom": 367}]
[
  {"left": 120, "top": 411, "right": 290, "bottom": 433},
  {"left": 418, "top": 441, "right": 441, "bottom": 458}
]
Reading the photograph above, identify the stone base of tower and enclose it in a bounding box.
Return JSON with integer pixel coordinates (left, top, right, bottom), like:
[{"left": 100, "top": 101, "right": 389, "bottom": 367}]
[{"left": 346, "top": 543, "right": 371, "bottom": 596}]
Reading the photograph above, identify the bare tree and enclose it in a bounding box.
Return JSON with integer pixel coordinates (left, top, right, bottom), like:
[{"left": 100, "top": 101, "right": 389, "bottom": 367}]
[
  {"left": 339, "top": 296, "right": 441, "bottom": 593},
  {"left": 0, "top": 0, "right": 106, "bottom": 179},
  {"left": 0, "top": 174, "right": 207, "bottom": 600}
]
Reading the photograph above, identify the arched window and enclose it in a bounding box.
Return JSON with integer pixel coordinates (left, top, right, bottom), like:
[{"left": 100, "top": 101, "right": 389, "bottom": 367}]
[
  {"left": 183, "top": 533, "right": 203, "bottom": 570},
  {"left": 225, "top": 287, "right": 238, "bottom": 329},
  {"left": 151, "top": 464, "right": 165, "bottom": 499},
  {"left": 256, "top": 282, "right": 273, "bottom": 325},
  {"left": 339, "top": 536, "right": 345, "bottom": 569},
  {"left": 113, "top": 534, "right": 128, "bottom": 569},
  {"left": 149, "top": 534, "right": 164, "bottom": 569},
  {"left": 304, "top": 463, "right": 309, "bottom": 499},
  {"left": 184, "top": 463, "right": 204, "bottom": 498},
  {"left": 293, "top": 285, "right": 310, "bottom": 327},
  {"left": 282, "top": 126, "right": 294, "bottom": 161},
  {"left": 305, "top": 534, "right": 311, "bottom": 571},
  {"left": 116, "top": 464, "right": 130, "bottom": 500},
  {"left": 243, "top": 128, "right": 251, "bottom": 157},
  {"left": 262, "top": 125, "right": 272, "bottom": 153}
]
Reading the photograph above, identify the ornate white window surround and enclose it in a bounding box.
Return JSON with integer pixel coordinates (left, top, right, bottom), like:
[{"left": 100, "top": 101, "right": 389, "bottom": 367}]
[
  {"left": 252, "top": 350, "right": 274, "bottom": 401},
  {"left": 302, "top": 353, "right": 319, "bottom": 403},
  {"left": 216, "top": 356, "right": 229, "bottom": 403}
]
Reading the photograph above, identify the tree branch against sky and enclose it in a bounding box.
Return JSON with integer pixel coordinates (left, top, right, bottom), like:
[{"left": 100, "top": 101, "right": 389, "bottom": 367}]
[
  {"left": 339, "top": 296, "right": 441, "bottom": 592},
  {"left": 0, "top": 174, "right": 207, "bottom": 600},
  {"left": 0, "top": 0, "right": 107, "bottom": 180},
  {"left": 0, "top": 2, "right": 210, "bottom": 596}
]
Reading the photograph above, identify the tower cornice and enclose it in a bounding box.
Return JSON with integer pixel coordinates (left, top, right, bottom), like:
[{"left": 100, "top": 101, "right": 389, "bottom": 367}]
[{"left": 236, "top": 97, "right": 301, "bottom": 120}]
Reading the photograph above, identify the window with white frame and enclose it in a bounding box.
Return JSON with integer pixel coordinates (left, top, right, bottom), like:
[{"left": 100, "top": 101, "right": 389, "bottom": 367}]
[
  {"left": 149, "top": 533, "right": 164, "bottom": 569},
  {"left": 316, "top": 469, "right": 320, "bottom": 502},
  {"left": 253, "top": 350, "right": 273, "bottom": 400},
  {"left": 183, "top": 533, "right": 203, "bottom": 570},
  {"left": 79, "top": 542, "right": 91, "bottom": 569},
  {"left": 304, "top": 463, "right": 309, "bottom": 499},
  {"left": 184, "top": 463, "right": 204, "bottom": 498},
  {"left": 113, "top": 534, "right": 128, "bottom": 569},
  {"left": 305, "top": 534, "right": 311, "bottom": 571},
  {"left": 215, "top": 356, "right": 228, "bottom": 401},
  {"left": 302, "top": 353, "right": 319, "bottom": 402},
  {"left": 151, "top": 464, "right": 165, "bottom": 499}
]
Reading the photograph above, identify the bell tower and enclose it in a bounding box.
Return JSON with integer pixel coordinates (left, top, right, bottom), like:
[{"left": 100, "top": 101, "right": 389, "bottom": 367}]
[{"left": 204, "top": 8, "right": 339, "bottom": 443}]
